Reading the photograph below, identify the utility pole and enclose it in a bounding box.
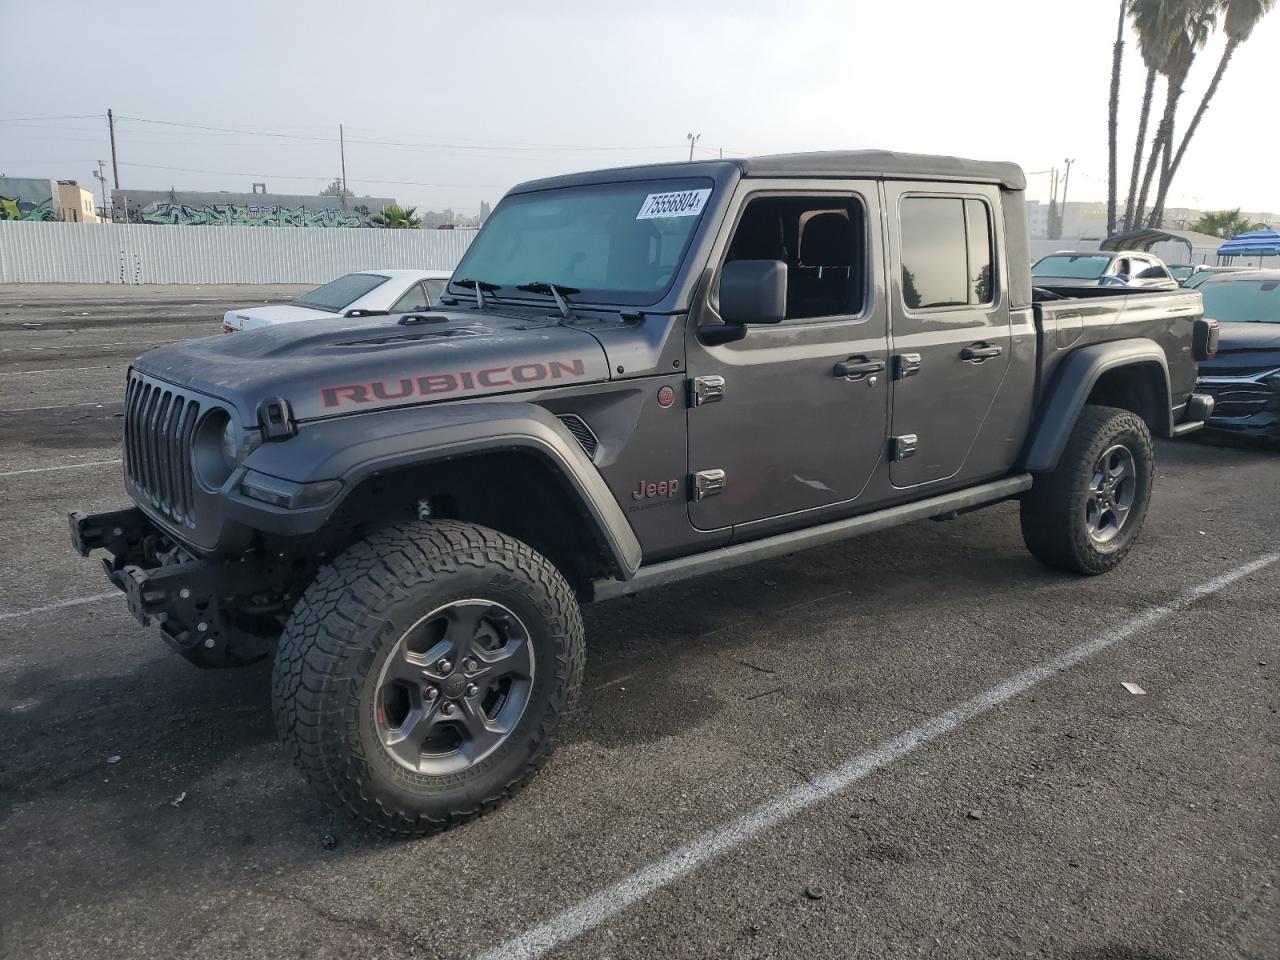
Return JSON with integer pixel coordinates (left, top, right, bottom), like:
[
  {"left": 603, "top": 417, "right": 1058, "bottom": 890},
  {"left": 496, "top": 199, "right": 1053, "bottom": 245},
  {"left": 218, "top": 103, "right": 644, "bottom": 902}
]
[
  {"left": 339, "top": 123, "right": 348, "bottom": 201},
  {"left": 686, "top": 132, "right": 700, "bottom": 162},
  {"left": 1048, "top": 167, "right": 1060, "bottom": 240},
  {"left": 1060, "top": 158, "right": 1075, "bottom": 237},
  {"left": 92, "top": 160, "right": 109, "bottom": 220},
  {"left": 107, "top": 109, "right": 120, "bottom": 189}
]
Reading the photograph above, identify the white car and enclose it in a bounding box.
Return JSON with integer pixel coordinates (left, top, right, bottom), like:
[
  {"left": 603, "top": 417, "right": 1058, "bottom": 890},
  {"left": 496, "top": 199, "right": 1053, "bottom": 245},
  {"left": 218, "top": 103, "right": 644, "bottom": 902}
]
[{"left": 222, "top": 269, "right": 451, "bottom": 332}]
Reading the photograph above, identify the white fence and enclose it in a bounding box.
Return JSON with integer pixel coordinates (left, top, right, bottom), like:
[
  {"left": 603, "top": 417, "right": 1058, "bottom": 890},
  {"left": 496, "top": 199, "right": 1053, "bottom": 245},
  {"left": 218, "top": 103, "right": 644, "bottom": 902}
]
[{"left": 0, "top": 221, "right": 477, "bottom": 284}]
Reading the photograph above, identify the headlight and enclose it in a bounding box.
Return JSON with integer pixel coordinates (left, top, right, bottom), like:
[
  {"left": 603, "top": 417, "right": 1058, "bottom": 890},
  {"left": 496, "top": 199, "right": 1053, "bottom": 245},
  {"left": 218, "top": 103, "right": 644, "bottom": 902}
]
[
  {"left": 193, "top": 409, "right": 248, "bottom": 491},
  {"left": 221, "top": 417, "right": 241, "bottom": 466}
]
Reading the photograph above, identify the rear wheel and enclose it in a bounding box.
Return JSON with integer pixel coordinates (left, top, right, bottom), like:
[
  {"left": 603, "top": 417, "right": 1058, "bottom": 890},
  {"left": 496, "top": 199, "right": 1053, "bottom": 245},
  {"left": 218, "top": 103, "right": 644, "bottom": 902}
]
[
  {"left": 272, "top": 520, "right": 584, "bottom": 837},
  {"left": 1021, "top": 405, "right": 1154, "bottom": 575}
]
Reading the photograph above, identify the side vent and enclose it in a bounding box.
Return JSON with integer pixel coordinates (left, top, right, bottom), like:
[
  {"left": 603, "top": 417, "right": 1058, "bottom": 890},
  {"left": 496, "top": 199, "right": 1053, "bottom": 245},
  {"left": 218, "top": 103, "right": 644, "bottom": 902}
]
[{"left": 557, "top": 414, "right": 599, "bottom": 459}]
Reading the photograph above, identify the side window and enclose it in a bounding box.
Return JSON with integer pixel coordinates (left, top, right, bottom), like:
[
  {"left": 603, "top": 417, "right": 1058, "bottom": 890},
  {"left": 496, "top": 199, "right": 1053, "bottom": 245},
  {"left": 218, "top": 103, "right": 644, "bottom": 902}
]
[
  {"left": 723, "top": 195, "right": 865, "bottom": 321},
  {"left": 899, "top": 196, "right": 994, "bottom": 311},
  {"left": 390, "top": 283, "right": 430, "bottom": 313},
  {"left": 1113, "top": 258, "right": 1131, "bottom": 277}
]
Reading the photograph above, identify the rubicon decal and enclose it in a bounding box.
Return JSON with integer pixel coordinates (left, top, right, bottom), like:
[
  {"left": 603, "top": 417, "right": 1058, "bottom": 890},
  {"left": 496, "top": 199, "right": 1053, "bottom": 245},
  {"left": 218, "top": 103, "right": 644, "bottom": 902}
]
[{"left": 320, "top": 359, "right": 589, "bottom": 408}]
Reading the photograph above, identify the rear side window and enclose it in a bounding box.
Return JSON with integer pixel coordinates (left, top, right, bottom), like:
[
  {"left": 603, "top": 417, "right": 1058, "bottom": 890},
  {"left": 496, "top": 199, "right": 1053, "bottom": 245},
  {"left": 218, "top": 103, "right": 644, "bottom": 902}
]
[{"left": 899, "top": 197, "right": 993, "bottom": 310}]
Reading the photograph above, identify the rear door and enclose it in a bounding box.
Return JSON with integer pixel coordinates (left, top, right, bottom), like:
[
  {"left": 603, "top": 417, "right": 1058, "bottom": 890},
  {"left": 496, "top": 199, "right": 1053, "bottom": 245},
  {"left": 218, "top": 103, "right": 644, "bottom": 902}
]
[{"left": 884, "top": 183, "right": 1012, "bottom": 487}]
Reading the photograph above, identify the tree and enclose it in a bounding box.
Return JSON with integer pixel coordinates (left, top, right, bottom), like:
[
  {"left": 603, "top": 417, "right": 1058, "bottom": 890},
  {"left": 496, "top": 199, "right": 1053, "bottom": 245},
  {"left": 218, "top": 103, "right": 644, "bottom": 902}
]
[
  {"left": 320, "top": 179, "right": 353, "bottom": 198},
  {"left": 1152, "top": 0, "right": 1277, "bottom": 224},
  {"left": 1135, "top": 0, "right": 1218, "bottom": 228},
  {"left": 1189, "top": 208, "right": 1268, "bottom": 237},
  {"left": 1122, "top": 0, "right": 1175, "bottom": 231},
  {"left": 1107, "top": 1, "right": 1128, "bottom": 235},
  {"left": 371, "top": 203, "right": 422, "bottom": 229}
]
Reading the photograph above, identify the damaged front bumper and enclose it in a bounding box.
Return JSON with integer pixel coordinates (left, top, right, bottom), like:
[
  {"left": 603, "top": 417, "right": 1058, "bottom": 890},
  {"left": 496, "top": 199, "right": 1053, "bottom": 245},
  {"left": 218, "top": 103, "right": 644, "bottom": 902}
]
[{"left": 69, "top": 508, "right": 274, "bottom": 668}]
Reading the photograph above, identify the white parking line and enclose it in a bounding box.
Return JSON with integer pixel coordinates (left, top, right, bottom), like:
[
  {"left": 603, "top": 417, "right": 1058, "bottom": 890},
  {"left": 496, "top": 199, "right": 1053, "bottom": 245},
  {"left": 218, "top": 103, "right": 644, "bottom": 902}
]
[
  {"left": 0, "top": 339, "right": 183, "bottom": 353},
  {"left": 1, "top": 364, "right": 122, "bottom": 376},
  {"left": 0, "top": 400, "right": 115, "bottom": 414},
  {"left": 0, "top": 592, "right": 121, "bottom": 622},
  {"left": 0, "top": 458, "right": 121, "bottom": 478},
  {"left": 475, "top": 552, "right": 1280, "bottom": 960}
]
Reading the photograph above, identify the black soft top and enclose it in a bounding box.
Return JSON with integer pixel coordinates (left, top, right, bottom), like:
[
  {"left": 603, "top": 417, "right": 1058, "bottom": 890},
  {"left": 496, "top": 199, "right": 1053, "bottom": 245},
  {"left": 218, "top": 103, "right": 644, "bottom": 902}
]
[{"left": 511, "top": 150, "right": 1025, "bottom": 194}]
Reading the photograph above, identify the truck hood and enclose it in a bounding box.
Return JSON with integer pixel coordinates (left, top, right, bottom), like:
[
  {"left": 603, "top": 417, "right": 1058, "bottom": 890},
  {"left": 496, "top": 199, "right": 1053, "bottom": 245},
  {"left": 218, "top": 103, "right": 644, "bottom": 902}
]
[
  {"left": 134, "top": 308, "right": 612, "bottom": 423},
  {"left": 1213, "top": 321, "right": 1280, "bottom": 351}
]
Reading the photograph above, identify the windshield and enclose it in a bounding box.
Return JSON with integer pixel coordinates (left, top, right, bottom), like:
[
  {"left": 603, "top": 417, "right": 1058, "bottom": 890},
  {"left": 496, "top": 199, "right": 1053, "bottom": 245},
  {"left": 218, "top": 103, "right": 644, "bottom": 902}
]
[
  {"left": 1199, "top": 278, "right": 1280, "bottom": 323},
  {"left": 294, "top": 273, "right": 387, "bottom": 312},
  {"left": 1168, "top": 265, "right": 1194, "bottom": 281},
  {"left": 449, "top": 178, "right": 713, "bottom": 306},
  {"left": 1032, "top": 255, "right": 1111, "bottom": 279}
]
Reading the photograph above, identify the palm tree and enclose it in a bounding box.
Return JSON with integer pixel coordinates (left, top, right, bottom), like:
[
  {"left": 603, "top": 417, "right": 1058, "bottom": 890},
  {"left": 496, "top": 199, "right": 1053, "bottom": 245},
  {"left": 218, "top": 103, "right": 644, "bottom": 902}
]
[
  {"left": 1151, "top": 0, "right": 1277, "bottom": 225},
  {"left": 1122, "top": 0, "right": 1176, "bottom": 231},
  {"left": 1190, "top": 208, "right": 1268, "bottom": 237},
  {"left": 371, "top": 204, "right": 422, "bottom": 229},
  {"left": 1107, "top": 0, "right": 1128, "bottom": 235},
  {"left": 1135, "top": 0, "right": 1218, "bottom": 228}
]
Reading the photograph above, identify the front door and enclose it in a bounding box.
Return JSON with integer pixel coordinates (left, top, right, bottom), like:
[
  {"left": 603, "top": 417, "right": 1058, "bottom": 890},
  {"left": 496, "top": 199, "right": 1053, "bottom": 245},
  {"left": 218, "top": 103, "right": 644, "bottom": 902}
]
[
  {"left": 686, "top": 183, "right": 890, "bottom": 531},
  {"left": 884, "top": 183, "right": 1012, "bottom": 487}
]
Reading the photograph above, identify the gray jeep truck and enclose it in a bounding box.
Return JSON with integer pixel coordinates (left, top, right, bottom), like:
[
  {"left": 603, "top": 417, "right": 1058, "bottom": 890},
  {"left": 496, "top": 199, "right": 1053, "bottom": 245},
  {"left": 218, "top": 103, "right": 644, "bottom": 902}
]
[{"left": 70, "top": 151, "right": 1217, "bottom": 836}]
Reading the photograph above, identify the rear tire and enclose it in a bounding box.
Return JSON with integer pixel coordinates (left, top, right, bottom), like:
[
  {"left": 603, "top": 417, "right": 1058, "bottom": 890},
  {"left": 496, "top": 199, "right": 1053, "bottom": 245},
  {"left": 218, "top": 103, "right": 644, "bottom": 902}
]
[
  {"left": 1021, "top": 405, "right": 1154, "bottom": 575},
  {"left": 272, "top": 520, "right": 584, "bottom": 838}
]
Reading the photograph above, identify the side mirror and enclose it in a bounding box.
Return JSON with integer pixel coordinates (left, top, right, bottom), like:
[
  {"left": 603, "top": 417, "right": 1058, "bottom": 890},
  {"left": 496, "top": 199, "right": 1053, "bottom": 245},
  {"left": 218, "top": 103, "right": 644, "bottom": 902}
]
[{"left": 720, "top": 260, "right": 787, "bottom": 325}]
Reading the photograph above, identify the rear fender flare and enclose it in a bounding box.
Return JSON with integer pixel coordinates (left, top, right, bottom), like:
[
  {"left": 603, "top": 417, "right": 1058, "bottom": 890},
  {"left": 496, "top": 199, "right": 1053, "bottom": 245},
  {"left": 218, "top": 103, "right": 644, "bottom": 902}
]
[
  {"left": 236, "top": 401, "right": 643, "bottom": 578},
  {"left": 1023, "top": 339, "right": 1171, "bottom": 473}
]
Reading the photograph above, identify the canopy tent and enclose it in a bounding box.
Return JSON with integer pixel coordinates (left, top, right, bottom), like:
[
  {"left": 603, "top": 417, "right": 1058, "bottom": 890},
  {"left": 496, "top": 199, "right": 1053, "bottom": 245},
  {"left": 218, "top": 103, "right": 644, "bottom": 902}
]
[
  {"left": 1100, "top": 227, "right": 1224, "bottom": 260},
  {"left": 1217, "top": 229, "right": 1280, "bottom": 258}
]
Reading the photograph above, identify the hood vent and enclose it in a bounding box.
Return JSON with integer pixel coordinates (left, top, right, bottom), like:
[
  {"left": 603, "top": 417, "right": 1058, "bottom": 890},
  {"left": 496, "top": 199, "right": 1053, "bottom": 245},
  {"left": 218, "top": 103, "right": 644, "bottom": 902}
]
[
  {"left": 334, "top": 328, "right": 481, "bottom": 347},
  {"left": 557, "top": 414, "right": 598, "bottom": 459}
]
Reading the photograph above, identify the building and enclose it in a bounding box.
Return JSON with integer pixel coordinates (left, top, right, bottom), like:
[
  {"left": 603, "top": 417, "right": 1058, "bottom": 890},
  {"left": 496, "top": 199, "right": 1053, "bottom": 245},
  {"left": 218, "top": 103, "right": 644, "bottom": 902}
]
[
  {"left": 54, "top": 180, "right": 100, "bottom": 223},
  {"left": 1, "top": 176, "right": 99, "bottom": 222},
  {"left": 110, "top": 186, "right": 398, "bottom": 227}
]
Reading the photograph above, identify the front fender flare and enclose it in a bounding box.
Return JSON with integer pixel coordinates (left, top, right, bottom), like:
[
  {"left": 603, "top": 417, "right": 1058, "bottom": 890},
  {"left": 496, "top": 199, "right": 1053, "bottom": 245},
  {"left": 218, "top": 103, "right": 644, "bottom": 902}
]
[
  {"left": 1023, "top": 338, "right": 1171, "bottom": 473},
  {"left": 231, "top": 401, "right": 643, "bottom": 579}
]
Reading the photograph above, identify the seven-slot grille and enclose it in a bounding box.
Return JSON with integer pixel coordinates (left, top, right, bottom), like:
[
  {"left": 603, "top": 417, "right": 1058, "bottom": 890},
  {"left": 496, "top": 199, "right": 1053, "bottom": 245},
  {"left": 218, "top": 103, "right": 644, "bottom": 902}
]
[{"left": 123, "top": 372, "right": 206, "bottom": 525}]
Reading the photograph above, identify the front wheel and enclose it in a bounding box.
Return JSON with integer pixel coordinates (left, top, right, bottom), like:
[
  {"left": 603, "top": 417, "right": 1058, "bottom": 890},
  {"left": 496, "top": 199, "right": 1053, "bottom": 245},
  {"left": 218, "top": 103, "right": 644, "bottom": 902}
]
[
  {"left": 272, "top": 520, "right": 584, "bottom": 837},
  {"left": 1020, "top": 405, "right": 1154, "bottom": 575}
]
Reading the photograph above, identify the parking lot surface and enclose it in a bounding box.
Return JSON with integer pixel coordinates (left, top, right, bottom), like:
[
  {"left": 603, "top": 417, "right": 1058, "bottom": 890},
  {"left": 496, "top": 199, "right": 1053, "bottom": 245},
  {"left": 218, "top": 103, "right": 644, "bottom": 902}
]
[{"left": 1, "top": 286, "right": 1277, "bottom": 960}]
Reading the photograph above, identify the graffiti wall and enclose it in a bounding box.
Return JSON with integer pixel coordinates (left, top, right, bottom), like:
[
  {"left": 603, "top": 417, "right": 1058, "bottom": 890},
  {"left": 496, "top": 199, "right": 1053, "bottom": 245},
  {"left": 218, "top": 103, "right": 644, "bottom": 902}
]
[
  {"left": 0, "top": 178, "right": 56, "bottom": 221},
  {"left": 112, "top": 189, "right": 396, "bottom": 228}
]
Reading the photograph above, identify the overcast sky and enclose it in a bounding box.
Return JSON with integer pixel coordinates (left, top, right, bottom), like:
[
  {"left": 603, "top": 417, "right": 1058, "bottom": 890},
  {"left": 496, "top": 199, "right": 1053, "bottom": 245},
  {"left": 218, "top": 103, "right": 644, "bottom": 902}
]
[{"left": 3, "top": 0, "right": 1277, "bottom": 217}]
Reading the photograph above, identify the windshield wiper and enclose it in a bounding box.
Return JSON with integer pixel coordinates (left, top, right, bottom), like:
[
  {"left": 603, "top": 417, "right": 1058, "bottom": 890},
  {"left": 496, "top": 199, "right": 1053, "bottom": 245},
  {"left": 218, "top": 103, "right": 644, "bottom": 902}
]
[
  {"left": 517, "top": 281, "right": 580, "bottom": 320},
  {"left": 454, "top": 278, "right": 501, "bottom": 309}
]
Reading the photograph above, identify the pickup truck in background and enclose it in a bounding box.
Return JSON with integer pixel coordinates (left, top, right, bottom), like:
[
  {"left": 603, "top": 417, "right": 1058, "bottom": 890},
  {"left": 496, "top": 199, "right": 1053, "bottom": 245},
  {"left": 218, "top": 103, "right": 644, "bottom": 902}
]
[{"left": 71, "top": 150, "right": 1217, "bottom": 836}]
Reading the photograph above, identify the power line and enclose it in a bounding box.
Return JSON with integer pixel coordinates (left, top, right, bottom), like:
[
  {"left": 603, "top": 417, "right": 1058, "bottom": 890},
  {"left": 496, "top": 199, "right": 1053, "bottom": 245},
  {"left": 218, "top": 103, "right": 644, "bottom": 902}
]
[
  {"left": 115, "top": 114, "right": 684, "bottom": 153},
  {"left": 117, "top": 160, "right": 500, "bottom": 189},
  {"left": 0, "top": 114, "right": 103, "bottom": 123}
]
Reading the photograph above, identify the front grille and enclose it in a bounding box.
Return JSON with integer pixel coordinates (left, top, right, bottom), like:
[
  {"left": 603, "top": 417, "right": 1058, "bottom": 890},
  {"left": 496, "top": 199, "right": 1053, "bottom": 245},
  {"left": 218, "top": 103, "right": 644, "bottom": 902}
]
[
  {"left": 123, "top": 373, "right": 206, "bottom": 525},
  {"left": 1200, "top": 361, "right": 1280, "bottom": 378},
  {"left": 557, "top": 414, "right": 599, "bottom": 459},
  {"left": 1199, "top": 382, "right": 1276, "bottom": 419}
]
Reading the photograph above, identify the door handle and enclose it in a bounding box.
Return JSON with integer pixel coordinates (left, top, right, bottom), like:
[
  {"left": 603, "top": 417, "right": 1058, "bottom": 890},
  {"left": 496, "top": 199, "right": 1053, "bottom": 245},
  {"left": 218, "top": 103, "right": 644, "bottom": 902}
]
[
  {"left": 960, "top": 343, "right": 1003, "bottom": 362},
  {"left": 833, "top": 357, "right": 885, "bottom": 380}
]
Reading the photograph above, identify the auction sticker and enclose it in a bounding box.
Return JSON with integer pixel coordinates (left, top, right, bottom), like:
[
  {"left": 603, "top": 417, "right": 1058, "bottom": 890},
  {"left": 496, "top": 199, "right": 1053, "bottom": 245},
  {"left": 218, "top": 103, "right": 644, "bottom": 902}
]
[{"left": 636, "top": 188, "right": 712, "bottom": 220}]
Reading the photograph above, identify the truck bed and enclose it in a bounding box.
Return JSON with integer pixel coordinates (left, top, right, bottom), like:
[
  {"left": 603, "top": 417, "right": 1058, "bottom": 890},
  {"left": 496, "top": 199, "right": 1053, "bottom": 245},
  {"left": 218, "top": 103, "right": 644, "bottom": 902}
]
[{"left": 1031, "top": 286, "right": 1204, "bottom": 417}]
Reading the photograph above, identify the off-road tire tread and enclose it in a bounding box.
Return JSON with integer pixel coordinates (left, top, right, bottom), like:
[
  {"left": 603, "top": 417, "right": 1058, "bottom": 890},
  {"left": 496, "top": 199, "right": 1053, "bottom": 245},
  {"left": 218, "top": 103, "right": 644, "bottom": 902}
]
[
  {"left": 1021, "top": 405, "right": 1153, "bottom": 575},
  {"left": 272, "top": 519, "right": 584, "bottom": 838}
]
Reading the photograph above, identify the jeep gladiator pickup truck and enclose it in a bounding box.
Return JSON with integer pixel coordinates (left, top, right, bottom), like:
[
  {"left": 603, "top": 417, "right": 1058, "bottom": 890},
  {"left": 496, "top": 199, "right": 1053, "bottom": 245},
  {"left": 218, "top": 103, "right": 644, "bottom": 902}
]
[{"left": 70, "top": 151, "right": 1217, "bottom": 836}]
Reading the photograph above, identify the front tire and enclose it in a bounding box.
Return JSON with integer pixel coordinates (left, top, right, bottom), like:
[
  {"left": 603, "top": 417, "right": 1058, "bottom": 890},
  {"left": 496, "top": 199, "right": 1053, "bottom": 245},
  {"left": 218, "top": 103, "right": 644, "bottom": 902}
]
[
  {"left": 272, "top": 520, "right": 584, "bottom": 838},
  {"left": 1020, "top": 405, "right": 1154, "bottom": 575}
]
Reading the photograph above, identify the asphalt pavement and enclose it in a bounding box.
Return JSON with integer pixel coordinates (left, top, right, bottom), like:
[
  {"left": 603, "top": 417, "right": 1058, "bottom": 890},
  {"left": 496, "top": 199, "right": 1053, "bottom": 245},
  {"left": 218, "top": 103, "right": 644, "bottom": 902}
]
[{"left": 1, "top": 285, "right": 1277, "bottom": 960}]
